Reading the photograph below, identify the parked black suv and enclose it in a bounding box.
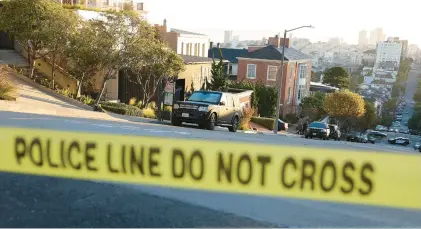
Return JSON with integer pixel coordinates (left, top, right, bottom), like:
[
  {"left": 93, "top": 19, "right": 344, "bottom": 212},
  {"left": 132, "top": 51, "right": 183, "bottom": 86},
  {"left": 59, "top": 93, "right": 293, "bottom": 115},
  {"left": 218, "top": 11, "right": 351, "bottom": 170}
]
[
  {"left": 172, "top": 91, "right": 242, "bottom": 132},
  {"left": 305, "top": 122, "right": 330, "bottom": 140}
]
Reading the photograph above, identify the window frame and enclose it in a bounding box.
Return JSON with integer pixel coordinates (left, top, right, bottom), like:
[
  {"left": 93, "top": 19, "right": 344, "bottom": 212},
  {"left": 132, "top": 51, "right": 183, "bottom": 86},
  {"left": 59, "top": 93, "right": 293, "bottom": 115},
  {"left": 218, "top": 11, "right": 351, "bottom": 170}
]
[
  {"left": 267, "top": 65, "right": 277, "bottom": 81},
  {"left": 246, "top": 64, "right": 257, "bottom": 79}
]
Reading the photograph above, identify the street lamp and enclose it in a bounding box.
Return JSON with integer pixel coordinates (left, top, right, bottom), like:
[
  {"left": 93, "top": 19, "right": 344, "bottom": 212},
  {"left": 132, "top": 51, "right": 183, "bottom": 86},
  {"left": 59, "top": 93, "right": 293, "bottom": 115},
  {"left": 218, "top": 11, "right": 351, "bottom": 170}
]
[{"left": 274, "top": 25, "right": 314, "bottom": 134}]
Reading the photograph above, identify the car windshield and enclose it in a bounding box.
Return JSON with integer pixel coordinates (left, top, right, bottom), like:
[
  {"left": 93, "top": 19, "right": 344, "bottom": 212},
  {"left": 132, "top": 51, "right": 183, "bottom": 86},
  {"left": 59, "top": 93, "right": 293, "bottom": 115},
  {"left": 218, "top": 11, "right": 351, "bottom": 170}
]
[
  {"left": 187, "top": 91, "right": 222, "bottom": 104},
  {"left": 309, "top": 122, "right": 326, "bottom": 128}
]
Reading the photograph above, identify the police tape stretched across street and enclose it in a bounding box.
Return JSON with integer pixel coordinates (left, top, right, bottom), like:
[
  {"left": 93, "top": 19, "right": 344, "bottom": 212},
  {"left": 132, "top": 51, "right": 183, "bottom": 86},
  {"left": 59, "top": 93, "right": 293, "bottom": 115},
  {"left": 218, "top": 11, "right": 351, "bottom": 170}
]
[{"left": 0, "top": 127, "right": 420, "bottom": 210}]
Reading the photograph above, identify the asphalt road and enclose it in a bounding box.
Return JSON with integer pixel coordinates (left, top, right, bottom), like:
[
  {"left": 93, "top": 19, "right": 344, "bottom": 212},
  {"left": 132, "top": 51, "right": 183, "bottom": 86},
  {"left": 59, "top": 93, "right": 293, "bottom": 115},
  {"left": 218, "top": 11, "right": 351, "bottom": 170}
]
[
  {"left": 1, "top": 110, "right": 421, "bottom": 227},
  {"left": 1, "top": 69, "right": 421, "bottom": 227}
]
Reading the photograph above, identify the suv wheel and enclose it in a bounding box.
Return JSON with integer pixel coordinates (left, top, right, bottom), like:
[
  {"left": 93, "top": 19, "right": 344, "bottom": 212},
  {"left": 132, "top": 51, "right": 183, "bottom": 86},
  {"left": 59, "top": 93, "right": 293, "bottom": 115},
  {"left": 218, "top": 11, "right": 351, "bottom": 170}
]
[
  {"left": 228, "top": 116, "right": 239, "bottom": 132},
  {"left": 206, "top": 113, "right": 216, "bottom": 130},
  {"left": 171, "top": 117, "right": 181, "bottom": 126}
]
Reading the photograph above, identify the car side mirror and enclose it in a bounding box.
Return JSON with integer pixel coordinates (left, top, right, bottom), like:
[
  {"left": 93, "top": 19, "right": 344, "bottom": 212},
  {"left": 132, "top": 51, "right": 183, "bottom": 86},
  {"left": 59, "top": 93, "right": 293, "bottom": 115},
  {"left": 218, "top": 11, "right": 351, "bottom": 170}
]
[{"left": 219, "top": 101, "right": 225, "bottom": 106}]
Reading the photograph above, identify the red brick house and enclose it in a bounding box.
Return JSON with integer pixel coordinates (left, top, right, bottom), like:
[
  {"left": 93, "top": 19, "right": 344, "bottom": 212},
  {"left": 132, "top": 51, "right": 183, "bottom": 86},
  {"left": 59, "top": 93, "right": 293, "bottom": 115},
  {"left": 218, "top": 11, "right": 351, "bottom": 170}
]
[{"left": 237, "top": 37, "right": 312, "bottom": 115}]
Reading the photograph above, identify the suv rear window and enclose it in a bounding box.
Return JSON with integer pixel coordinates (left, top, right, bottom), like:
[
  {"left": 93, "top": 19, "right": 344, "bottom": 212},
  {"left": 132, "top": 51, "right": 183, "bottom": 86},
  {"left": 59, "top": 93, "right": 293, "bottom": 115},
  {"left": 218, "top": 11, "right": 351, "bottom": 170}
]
[
  {"left": 187, "top": 91, "right": 222, "bottom": 104},
  {"left": 309, "top": 122, "right": 327, "bottom": 128}
]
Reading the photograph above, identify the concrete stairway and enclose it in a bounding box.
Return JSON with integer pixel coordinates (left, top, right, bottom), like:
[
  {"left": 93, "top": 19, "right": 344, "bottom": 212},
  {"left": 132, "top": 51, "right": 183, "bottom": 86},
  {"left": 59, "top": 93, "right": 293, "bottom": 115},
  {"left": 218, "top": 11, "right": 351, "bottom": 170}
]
[{"left": 0, "top": 49, "right": 28, "bottom": 67}]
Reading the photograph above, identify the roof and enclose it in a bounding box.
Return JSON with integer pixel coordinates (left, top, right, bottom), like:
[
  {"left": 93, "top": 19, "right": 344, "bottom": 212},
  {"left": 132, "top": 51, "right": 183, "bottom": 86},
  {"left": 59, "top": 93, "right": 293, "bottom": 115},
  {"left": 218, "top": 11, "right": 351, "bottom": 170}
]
[
  {"left": 208, "top": 48, "right": 248, "bottom": 63},
  {"left": 310, "top": 82, "right": 339, "bottom": 91},
  {"left": 363, "top": 49, "right": 376, "bottom": 54},
  {"left": 239, "top": 45, "right": 311, "bottom": 61},
  {"left": 180, "top": 55, "right": 213, "bottom": 64},
  {"left": 170, "top": 28, "right": 206, "bottom": 36}
]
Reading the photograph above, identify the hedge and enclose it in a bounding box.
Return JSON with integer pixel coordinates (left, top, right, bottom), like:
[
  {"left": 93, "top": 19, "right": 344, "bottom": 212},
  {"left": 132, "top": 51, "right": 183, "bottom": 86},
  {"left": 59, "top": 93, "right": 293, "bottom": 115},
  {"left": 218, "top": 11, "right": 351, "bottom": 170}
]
[
  {"left": 251, "top": 117, "right": 275, "bottom": 130},
  {"left": 101, "top": 102, "right": 142, "bottom": 117}
]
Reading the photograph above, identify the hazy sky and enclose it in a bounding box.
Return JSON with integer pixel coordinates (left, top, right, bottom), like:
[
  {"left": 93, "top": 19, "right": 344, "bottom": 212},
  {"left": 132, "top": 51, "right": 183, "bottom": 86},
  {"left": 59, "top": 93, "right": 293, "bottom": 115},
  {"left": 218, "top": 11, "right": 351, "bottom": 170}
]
[{"left": 139, "top": 0, "right": 420, "bottom": 45}]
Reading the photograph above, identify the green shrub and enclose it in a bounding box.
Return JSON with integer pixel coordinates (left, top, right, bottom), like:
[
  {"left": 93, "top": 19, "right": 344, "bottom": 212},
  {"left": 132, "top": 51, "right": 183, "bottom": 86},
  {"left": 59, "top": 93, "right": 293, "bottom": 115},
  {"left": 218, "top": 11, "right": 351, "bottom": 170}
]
[
  {"left": 284, "top": 114, "right": 298, "bottom": 124},
  {"left": 101, "top": 102, "right": 142, "bottom": 116},
  {"left": 78, "top": 95, "right": 94, "bottom": 105},
  {"left": 57, "top": 88, "right": 74, "bottom": 98},
  {"left": 129, "top": 97, "right": 137, "bottom": 106},
  {"left": 141, "top": 107, "right": 156, "bottom": 118},
  {"left": 251, "top": 117, "right": 275, "bottom": 130}
]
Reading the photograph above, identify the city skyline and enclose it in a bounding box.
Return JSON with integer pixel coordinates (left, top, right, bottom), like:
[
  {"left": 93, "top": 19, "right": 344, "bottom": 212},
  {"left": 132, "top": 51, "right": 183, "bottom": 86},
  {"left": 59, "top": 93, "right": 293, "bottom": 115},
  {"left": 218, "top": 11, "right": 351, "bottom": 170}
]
[{"left": 140, "top": 0, "right": 420, "bottom": 46}]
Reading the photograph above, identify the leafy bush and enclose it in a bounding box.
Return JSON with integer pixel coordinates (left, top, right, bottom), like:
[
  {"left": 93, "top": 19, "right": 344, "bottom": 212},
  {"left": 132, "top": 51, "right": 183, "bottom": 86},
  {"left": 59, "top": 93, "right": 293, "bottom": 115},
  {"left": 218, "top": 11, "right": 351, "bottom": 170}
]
[
  {"left": 251, "top": 117, "right": 275, "bottom": 130},
  {"left": 229, "top": 81, "right": 276, "bottom": 117},
  {"left": 78, "top": 95, "right": 94, "bottom": 105},
  {"left": 239, "top": 108, "right": 254, "bottom": 130},
  {"left": 141, "top": 107, "right": 156, "bottom": 119},
  {"left": 101, "top": 102, "right": 142, "bottom": 116},
  {"left": 0, "top": 70, "right": 17, "bottom": 101},
  {"left": 284, "top": 113, "right": 298, "bottom": 124},
  {"left": 129, "top": 97, "right": 137, "bottom": 105},
  {"left": 57, "top": 88, "right": 74, "bottom": 98}
]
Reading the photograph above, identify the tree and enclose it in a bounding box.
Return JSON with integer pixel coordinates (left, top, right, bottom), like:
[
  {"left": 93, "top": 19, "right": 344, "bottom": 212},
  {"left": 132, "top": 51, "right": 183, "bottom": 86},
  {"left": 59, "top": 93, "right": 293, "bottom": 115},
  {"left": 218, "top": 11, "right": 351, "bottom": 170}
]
[
  {"left": 91, "top": 12, "right": 141, "bottom": 107},
  {"left": 311, "top": 71, "right": 322, "bottom": 82},
  {"left": 413, "top": 88, "right": 421, "bottom": 102},
  {"left": 189, "top": 81, "right": 195, "bottom": 95},
  {"left": 46, "top": 6, "right": 79, "bottom": 89},
  {"left": 322, "top": 67, "right": 350, "bottom": 89},
  {"left": 0, "top": 0, "right": 64, "bottom": 78},
  {"left": 124, "top": 19, "right": 184, "bottom": 108},
  {"left": 65, "top": 21, "right": 104, "bottom": 97},
  {"left": 299, "top": 92, "right": 326, "bottom": 120},
  {"left": 209, "top": 47, "right": 227, "bottom": 91},
  {"left": 357, "top": 101, "right": 377, "bottom": 130}
]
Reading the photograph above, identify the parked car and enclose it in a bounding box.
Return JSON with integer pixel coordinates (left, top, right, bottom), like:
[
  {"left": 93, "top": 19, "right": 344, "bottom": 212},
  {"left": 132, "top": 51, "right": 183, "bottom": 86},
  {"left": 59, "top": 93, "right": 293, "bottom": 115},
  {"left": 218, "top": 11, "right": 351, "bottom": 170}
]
[
  {"left": 328, "top": 124, "right": 341, "bottom": 141},
  {"left": 413, "top": 142, "right": 420, "bottom": 151},
  {"left": 367, "top": 130, "right": 387, "bottom": 138},
  {"left": 305, "top": 122, "right": 330, "bottom": 140},
  {"left": 388, "top": 137, "right": 410, "bottom": 146},
  {"left": 409, "top": 129, "right": 419, "bottom": 135},
  {"left": 345, "top": 131, "right": 364, "bottom": 142},
  {"left": 277, "top": 119, "right": 288, "bottom": 131},
  {"left": 172, "top": 90, "right": 241, "bottom": 132},
  {"left": 375, "top": 125, "right": 388, "bottom": 131}
]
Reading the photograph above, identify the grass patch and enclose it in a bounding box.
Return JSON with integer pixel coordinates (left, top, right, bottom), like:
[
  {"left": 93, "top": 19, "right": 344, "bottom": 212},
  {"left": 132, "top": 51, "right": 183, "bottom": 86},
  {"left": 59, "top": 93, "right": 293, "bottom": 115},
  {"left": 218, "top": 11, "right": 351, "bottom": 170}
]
[{"left": 0, "top": 67, "right": 17, "bottom": 101}]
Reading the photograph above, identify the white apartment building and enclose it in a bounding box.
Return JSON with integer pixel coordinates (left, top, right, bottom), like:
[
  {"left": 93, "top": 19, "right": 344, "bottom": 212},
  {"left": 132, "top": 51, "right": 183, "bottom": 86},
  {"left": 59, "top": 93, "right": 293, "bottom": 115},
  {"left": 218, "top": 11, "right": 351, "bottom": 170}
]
[
  {"left": 375, "top": 40, "right": 402, "bottom": 69},
  {"left": 56, "top": 0, "right": 147, "bottom": 16},
  {"left": 224, "top": 31, "right": 233, "bottom": 44}
]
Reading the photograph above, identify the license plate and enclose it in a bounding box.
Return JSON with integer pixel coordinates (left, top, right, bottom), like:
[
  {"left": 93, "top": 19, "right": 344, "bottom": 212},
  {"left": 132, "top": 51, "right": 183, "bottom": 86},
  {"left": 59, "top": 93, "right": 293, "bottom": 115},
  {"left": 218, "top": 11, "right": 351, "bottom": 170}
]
[
  {"left": 313, "top": 133, "right": 316, "bottom": 136},
  {"left": 182, "top": 113, "right": 189, "bottom": 118}
]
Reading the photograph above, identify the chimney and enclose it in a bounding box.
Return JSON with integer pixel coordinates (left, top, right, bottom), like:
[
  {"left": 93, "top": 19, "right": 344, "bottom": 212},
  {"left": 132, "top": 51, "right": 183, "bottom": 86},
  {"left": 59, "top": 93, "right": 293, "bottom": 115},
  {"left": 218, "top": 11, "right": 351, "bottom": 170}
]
[
  {"left": 279, "top": 38, "right": 290, "bottom": 48},
  {"left": 268, "top": 35, "right": 281, "bottom": 48}
]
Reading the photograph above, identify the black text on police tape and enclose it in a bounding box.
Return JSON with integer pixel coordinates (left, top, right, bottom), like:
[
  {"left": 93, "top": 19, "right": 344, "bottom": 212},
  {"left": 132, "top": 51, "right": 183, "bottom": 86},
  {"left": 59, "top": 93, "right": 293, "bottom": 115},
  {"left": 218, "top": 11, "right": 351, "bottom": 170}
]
[{"left": 14, "top": 137, "right": 374, "bottom": 196}]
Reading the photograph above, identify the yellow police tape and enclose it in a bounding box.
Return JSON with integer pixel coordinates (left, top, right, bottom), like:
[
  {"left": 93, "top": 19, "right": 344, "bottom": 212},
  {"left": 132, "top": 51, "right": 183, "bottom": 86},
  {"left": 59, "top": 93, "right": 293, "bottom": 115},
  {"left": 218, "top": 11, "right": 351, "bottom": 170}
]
[{"left": 0, "top": 127, "right": 420, "bottom": 209}]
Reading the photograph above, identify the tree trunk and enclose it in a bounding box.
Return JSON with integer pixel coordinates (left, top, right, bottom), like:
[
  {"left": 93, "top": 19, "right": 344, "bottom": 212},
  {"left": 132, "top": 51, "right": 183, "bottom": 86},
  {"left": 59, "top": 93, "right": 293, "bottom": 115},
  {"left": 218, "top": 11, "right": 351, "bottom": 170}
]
[
  {"left": 77, "top": 72, "right": 85, "bottom": 98},
  {"left": 95, "top": 79, "right": 107, "bottom": 107},
  {"left": 30, "top": 59, "right": 36, "bottom": 79}
]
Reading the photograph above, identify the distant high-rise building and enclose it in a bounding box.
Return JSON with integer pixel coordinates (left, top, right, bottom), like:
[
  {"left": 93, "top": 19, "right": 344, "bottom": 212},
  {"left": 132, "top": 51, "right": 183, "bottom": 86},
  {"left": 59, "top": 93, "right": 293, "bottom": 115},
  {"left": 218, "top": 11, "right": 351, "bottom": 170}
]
[
  {"left": 369, "top": 27, "right": 385, "bottom": 45},
  {"left": 224, "top": 31, "right": 233, "bottom": 44},
  {"left": 233, "top": 35, "right": 240, "bottom": 42},
  {"left": 375, "top": 40, "right": 402, "bottom": 70},
  {"left": 358, "top": 30, "right": 368, "bottom": 47}
]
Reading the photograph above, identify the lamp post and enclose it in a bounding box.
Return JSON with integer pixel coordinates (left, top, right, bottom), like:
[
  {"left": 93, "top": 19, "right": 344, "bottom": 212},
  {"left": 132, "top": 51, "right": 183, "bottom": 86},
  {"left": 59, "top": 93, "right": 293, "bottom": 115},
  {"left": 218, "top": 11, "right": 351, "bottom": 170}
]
[{"left": 274, "top": 25, "right": 314, "bottom": 134}]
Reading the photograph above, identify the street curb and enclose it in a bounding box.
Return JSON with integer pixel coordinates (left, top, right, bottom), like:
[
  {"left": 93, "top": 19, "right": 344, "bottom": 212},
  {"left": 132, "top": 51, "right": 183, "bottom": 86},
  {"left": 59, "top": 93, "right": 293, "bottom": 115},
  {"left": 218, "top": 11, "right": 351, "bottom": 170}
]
[{"left": 11, "top": 71, "right": 92, "bottom": 111}]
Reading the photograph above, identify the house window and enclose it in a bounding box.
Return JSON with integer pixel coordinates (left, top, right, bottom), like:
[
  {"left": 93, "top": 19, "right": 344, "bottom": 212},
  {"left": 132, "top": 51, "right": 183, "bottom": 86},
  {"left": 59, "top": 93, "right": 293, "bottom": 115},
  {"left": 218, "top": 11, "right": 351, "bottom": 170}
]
[
  {"left": 287, "top": 87, "right": 291, "bottom": 104},
  {"left": 289, "top": 65, "right": 294, "bottom": 81},
  {"left": 297, "top": 85, "right": 306, "bottom": 100},
  {"left": 247, "top": 64, "right": 256, "bottom": 79},
  {"left": 267, "top": 65, "right": 277, "bottom": 81},
  {"left": 299, "top": 65, "right": 308, "bottom": 79}
]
